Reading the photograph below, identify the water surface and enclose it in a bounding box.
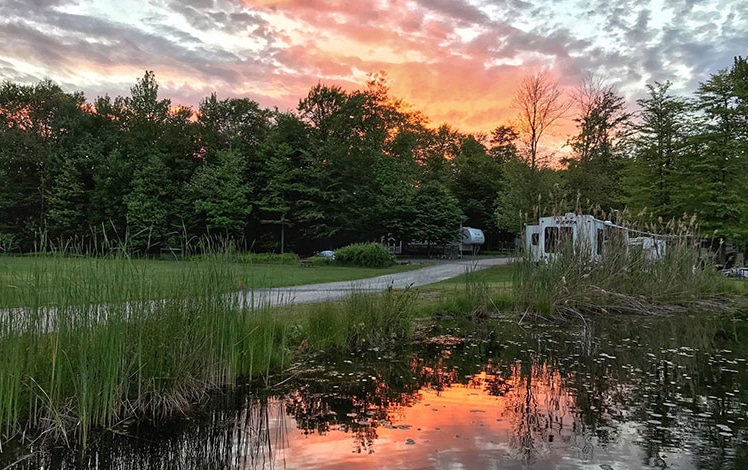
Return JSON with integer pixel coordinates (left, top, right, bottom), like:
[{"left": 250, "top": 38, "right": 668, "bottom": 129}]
[{"left": 5, "top": 312, "right": 748, "bottom": 469}]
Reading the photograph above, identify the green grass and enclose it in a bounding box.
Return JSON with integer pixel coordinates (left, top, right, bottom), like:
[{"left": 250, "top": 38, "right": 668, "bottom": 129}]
[
  {"left": 0, "top": 250, "right": 426, "bottom": 447},
  {"left": 0, "top": 255, "right": 419, "bottom": 309},
  {"left": 424, "top": 264, "right": 514, "bottom": 289},
  {"left": 412, "top": 264, "right": 515, "bottom": 318}
]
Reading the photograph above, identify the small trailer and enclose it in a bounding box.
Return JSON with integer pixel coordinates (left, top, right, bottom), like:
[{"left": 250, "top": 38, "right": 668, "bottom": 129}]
[
  {"left": 460, "top": 227, "right": 485, "bottom": 256},
  {"left": 525, "top": 213, "right": 665, "bottom": 262}
]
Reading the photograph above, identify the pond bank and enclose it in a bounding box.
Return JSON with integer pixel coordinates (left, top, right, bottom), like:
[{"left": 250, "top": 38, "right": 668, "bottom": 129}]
[{"left": 0, "top": 256, "right": 507, "bottom": 454}]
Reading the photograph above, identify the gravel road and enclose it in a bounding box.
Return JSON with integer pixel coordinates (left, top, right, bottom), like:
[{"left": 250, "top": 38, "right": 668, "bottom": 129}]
[{"left": 239, "top": 257, "right": 511, "bottom": 309}]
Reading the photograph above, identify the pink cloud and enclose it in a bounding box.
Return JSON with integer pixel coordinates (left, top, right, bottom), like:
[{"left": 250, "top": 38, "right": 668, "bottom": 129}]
[{"left": 232, "top": 0, "right": 581, "bottom": 137}]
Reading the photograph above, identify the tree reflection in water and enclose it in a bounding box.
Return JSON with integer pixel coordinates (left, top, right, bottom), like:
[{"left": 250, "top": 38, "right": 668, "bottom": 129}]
[{"left": 275, "top": 345, "right": 587, "bottom": 467}]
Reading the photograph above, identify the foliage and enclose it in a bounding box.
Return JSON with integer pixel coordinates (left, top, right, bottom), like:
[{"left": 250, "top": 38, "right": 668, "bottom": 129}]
[
  {"left": 2, "top": 56, "right": 748, "bottom": 255},
  {"left": 187, "top": 150, "right": 251, "bottom": 238},
  {"left": 411, "top": 181, "right": 464, "bottom": 250},
  {"left": 685, "top": 56, "right": 748, "bottom": 245},
  {"left": 124, "top": 153, "right": 172, "bottom": 252},
  {"left": 334, "top": 242, "right": 395, "bottom": 268},
  {"left": 236, "top": 252, "right": 300, "bottom": 265},
  {"left": 563, "top": 76, "right": 631, "bottom": 212},
  {"left": 451, "top": 135, "right": 503, "bottom": 233},
  {"left": 494, "top": 157, "right": 561, "bottom": 234},
  {"left": 624, "top": 81, "right": 692, "bottom": 219}
]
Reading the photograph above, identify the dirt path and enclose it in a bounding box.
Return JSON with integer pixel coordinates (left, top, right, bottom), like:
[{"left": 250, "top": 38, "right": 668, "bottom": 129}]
[{"left": 239, "top": 257, "right": 511, "bottom": 308}]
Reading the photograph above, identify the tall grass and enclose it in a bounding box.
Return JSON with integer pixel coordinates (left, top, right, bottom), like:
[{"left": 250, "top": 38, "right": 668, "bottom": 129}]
[
  {"left": 301, "top": 285, "right": 419, "bottom": 351},
  {"left": 514, "top": 214, "right": 727, "bottom": 318},
  {"left": 0, "top": 250, "right": 290, "bottom": 447},
  {"left": 0, "top": 239, "right": 426, "bottom": 448},
  {"left": 414, "top": 264, "right": 513, "bottom": 320}
]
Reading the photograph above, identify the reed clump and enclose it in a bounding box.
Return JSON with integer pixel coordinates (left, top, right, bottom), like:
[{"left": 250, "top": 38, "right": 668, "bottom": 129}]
[
  {"left": 301, "top": 285, "right": 419, "bottom": 351},
  {"left": 0, "top": 250, "right": 290, "bottom": 448},
  {"left": 415, "top": 263, "right": 512, "bottom": 320},
  {"left": 514, "top": 213, "right": 727, "bottom": 318},
  {"left": 0, "top": 238, "right": 423, "bottom": 448}
]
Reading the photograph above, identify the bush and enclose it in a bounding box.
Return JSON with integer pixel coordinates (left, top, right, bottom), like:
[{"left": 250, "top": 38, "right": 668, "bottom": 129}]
[
  {"left": 334, "top": 243, "right": 394, "bottom": 268},
  {"left": 305, "top": 255, "right": 335, "bottom": 266}
]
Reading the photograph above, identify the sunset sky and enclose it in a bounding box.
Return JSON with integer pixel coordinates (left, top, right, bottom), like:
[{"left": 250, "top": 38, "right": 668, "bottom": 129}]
[{"left": 1, "top": 0, "right": 746, "bottom": 138}]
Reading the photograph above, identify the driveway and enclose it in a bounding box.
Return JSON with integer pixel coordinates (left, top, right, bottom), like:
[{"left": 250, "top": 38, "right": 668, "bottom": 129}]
[{"left": 239, "top": 257, "right": 511, "bottom": 309}]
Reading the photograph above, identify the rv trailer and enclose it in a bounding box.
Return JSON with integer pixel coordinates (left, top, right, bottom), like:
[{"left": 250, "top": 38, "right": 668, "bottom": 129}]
[{"left": 525, "top": 213, "right": 665, "bottom": 262}]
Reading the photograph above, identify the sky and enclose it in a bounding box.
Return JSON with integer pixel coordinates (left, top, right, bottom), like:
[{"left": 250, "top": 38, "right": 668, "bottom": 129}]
[{"left": 1, "top": 0, "right": 747, "bottom": 138}]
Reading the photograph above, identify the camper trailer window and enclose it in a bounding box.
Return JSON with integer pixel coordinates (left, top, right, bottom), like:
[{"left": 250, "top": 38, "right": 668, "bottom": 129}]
[
  {"left": 531, "top": 233, "right": 539, "bottom": 246},
  {"left": 560, "top": 227, "right": 573, "bottom": 244},
  {"left": 545, "top": 226, "right": 574, "bottom": 253},
  {"left": 544, "top": 227, "right": 558, "bottom": 252}
]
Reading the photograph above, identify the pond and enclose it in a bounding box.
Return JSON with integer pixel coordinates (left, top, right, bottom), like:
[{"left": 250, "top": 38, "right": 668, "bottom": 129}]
[{"left": 4, "top": 312, "right": 748, "bottom": 469}]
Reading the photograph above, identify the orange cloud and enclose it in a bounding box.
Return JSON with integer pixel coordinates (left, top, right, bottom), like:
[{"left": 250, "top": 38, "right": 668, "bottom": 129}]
[{"left": 234, "top": 0, "right": 578, "bottom": 146}]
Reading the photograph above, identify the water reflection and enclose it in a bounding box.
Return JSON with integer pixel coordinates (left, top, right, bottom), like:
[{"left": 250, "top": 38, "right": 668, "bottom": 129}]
[{"left": 5, "top": 313, "right": 748, "bottom": 469}]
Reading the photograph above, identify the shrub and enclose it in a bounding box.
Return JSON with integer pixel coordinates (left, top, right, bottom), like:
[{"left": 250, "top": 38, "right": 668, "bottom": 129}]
[
  {"left": 334, "top": 243, "right": 394, "bottom": 268},
  {"left": 305, "top": 255, "right": 335, "bottom": 266}
]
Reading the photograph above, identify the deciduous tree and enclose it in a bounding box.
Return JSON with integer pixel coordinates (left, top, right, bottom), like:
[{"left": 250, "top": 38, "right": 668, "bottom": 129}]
[{"left": 513, "top": 72, "right": 570, "bottom": 169}]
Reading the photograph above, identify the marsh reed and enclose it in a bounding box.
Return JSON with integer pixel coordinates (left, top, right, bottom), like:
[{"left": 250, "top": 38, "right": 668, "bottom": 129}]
[{"left": 0, "top": 248, "right": 290, "bottom": 447}]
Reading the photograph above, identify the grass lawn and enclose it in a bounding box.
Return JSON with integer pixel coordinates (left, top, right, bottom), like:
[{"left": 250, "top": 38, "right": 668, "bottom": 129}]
[
  {"left": 423, "top": 264, "right": 514, "bottom": 290},
  {"left": 409, "top": 263, "right": 515, "bottom": 316},
  {"left": 0, "top": 255, "right": 422, "bottom": 309}
]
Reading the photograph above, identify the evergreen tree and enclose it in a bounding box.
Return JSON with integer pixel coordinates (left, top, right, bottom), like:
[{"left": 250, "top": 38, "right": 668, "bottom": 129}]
[
  {"left": 125, "top": 153, "right": 172, "bottom": 252},
  {"left": 187, "top": 150, "right": 252, "bottom": 239},
  {"left": 411, "top": 181, "right": 464, "bottom": 254},
  {"left": 625, "top": 81, "right": 692, "bottom": 219},
  {"left": 687, "top": 57, "right": 748, "bottom": 245}
]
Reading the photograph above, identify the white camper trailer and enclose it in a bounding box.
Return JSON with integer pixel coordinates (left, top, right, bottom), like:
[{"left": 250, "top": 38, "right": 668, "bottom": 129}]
[
  {"left": 524, "top": 213, "right": 665, "bottom": 262},
  {"left": 461, "top": 227, "right": 485, "bottom": 246},
  {"left": 459, "top": 227, "right": 485, "bottom": 256}
]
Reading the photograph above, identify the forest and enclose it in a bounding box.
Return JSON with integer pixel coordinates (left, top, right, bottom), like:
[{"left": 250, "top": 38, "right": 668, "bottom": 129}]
[{"left": 1, "top": 55, "right": 747, "bottom": 256}]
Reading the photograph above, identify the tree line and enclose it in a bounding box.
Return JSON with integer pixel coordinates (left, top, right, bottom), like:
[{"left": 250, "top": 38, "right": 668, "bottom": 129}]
[{"left": 0, "top": 55, "right": 746, "bottom": 255}]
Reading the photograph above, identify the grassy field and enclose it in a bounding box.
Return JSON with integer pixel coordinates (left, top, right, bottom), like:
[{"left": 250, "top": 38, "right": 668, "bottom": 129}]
[{"left": 0, "top": 255, "right": 420, "bottom": 309}]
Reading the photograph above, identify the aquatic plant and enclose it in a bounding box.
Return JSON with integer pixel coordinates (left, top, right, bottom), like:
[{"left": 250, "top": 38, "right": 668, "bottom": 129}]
[
  {"left": 344, "top": 285, "right": 418, "bottom": 349},
  {"left": 0, "top": 250, "right": 291, "bottom": 447},
  {"left": 0, "top": 239, "right": 426, "bottom": 448},
  {"left": 413, "top": 264, "right": 513, "bottom": 321},
  {"left": 300, "top": 284, "right": 418, "bottom": 351}
]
